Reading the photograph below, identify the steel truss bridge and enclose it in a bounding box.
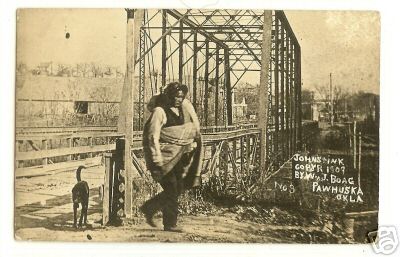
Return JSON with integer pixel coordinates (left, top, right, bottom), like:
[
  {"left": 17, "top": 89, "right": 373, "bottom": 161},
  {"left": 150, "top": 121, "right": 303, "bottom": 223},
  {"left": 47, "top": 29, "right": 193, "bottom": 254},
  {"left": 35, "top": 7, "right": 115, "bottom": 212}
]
[
  {"left": 115, "top": 8, "right": 310, "bottom": 219},
  {"left": 15, "top": 9, "right": 319, "bottom": 221}
]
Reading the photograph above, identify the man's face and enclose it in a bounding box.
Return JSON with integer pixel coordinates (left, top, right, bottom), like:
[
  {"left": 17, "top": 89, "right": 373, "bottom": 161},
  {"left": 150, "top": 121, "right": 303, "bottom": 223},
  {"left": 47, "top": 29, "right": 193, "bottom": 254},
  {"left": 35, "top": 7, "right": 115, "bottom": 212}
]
[{"left": 171, "top": 90, "right": 185, "bottom": 108}]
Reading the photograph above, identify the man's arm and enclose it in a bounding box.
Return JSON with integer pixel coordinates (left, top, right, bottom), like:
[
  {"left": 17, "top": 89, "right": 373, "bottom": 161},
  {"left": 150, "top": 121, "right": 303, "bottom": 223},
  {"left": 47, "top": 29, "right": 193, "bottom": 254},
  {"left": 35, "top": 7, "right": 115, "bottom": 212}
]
[{"left": 147, "top": 107, "right": 166, "bottom": 166}]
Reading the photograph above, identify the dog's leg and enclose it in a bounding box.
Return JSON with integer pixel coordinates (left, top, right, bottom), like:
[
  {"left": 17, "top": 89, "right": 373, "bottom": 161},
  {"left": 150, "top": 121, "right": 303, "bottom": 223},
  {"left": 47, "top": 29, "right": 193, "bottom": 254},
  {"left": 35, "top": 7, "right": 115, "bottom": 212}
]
[
  {"left": 84, "top": 186, "right": 90, "bottom": 226},
  {"left": 83, "top": 203, "right": 88, "bottom": 225},
  {"left": 73, "top": 203, "right": 78, "bottom": 228},
  {"left": 78, "top": 203, "right": 84, "bottom": 227}
]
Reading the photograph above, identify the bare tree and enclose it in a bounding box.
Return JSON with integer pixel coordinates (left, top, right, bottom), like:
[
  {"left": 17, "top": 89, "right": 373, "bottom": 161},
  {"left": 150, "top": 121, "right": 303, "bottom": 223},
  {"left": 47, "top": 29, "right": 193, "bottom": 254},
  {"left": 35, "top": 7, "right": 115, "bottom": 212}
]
[
  {"left": 90, "top": 62, "right": 103, "bottom": 78},
  {"left": 16, "top": 62, "right": 28, "bottom": 74},
  {"left": 315, "top": 85, "right": 330, "bottom": 102},
  {"left": 332, "top": 85, "right": 350, "bottom": 112},
  {"left": 39, "top": 62, "right": 53, "bottom": 75},
  {"left": 56, "top": 64, "right": 71, "bottom": 77},
  {"left": 77, "top": 63, "right": 91, "bottom": 77},
  {"left": 89, "top": 87, "right": 117, "bottom": 125},
  {"left": 315, "top": 84, "right": 349, "bottom": 120}
]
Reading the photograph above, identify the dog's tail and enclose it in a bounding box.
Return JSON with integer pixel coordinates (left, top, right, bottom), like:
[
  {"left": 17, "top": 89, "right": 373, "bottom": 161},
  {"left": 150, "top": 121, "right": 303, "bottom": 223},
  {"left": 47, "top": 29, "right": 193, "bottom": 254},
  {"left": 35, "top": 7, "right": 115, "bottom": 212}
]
[{"left": 76, "top": 165, "right": 86, "bottom": 182}]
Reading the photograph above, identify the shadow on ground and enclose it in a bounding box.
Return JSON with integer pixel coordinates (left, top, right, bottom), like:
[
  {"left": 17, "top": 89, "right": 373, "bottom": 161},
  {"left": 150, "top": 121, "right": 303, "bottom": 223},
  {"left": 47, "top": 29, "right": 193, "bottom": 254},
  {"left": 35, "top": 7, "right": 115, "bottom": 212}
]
[{"left": 15, "top": 187, "right": 103, "bottom": 232}]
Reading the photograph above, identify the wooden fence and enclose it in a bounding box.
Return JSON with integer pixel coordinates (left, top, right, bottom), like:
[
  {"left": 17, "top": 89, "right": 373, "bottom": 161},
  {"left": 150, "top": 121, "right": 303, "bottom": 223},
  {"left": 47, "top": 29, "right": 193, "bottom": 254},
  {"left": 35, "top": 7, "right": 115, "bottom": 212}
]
[{"left": 15, "top": 122, "right": 316, "bottom": 178}]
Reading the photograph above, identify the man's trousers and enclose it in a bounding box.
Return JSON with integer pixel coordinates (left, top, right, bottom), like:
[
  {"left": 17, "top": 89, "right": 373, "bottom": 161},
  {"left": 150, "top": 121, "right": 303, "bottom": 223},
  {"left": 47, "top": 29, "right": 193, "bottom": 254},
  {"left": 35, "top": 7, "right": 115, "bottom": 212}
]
[{"left": 142, "top": 162, "right": 184, "bottom": 228}]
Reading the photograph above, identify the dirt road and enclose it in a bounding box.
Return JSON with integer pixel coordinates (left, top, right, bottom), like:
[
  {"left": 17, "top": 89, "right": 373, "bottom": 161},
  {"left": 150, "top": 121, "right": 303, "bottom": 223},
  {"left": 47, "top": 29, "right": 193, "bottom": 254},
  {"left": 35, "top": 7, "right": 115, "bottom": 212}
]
[{"left": 15, "top": 166, "right": 339, "bottom": 243}]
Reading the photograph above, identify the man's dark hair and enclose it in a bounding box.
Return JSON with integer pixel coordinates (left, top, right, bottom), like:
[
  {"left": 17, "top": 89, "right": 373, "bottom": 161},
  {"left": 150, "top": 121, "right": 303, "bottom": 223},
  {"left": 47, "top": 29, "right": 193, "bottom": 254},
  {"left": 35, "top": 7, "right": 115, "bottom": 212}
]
[{"left": 164, "top": 82, "right": 188, "bottom": 97}]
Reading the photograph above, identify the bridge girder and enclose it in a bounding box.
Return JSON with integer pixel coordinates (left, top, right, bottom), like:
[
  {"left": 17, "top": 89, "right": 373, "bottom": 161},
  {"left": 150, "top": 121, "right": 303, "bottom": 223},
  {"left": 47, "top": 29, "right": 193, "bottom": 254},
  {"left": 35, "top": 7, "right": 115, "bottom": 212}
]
[{"left": 119, "top": 8, "right": 302, "bottom": 174}]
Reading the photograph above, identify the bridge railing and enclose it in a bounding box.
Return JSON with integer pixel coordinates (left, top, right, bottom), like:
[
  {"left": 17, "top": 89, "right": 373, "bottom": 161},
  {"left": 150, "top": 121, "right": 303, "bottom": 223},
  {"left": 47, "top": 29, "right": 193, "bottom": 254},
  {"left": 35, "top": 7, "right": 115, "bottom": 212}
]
[
  {"left": 15, "top": 123, "right": 258, "bottom": 135},
  {"left": 15, "top": 132, "right": 123, "bottom": 177},
  {"left": 14, "top": 124, "right": 258, "bottom": 173},
  {"left": 15, "top": 121, "right": 317, "bottom": 176}
]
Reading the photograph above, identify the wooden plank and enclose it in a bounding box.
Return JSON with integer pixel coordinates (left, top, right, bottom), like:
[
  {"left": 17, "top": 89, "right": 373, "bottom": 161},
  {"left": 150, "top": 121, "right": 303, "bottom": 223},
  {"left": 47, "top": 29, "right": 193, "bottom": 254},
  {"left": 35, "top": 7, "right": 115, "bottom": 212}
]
[
  {"left": 15, "top": 156, "right": 102, "bottom": 178},
  {"left": 203, "top": 129, "right": 261, "bottom": 144},
  {"left": 16, "top": 133, "right": 72, "bottom": 140},
  {"left": 15, "top": 123, "right": 313, "bottom": 163},
  {"left": 16, "top": 128, "right": 259, "bottom": 161},
  {"left": 17, "top": 126, "right": 232, "bottom": 139},
  {"left": 103, "top": 153, "right": 112, "bottom": 225},
  {"left": 16, "top": 125, "right": 262, "bottom": 140},
  {"left": 345, "top": 210, "right": 378, "bottom": 218},
  {"left": 15, "top": 126, "right": 117, "bottom": 135},
  {"left": 16, "top": 144, "right": 116, "bottom": 161},
  {"left": 15, "top": 132, "right": 124, "bottom": 141}
]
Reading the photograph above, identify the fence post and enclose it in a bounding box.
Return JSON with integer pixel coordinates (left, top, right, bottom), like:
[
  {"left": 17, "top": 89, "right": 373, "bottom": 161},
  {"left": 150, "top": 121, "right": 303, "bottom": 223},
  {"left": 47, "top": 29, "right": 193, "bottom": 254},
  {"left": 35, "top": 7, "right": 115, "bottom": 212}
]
[
  {"left": 67, "top": 138, "right": 72, "bottom": 161},
  {"left": 73, "top": 138, "right": 80, "bottom": 160},
  {"left": 42, "top": 139, "right": 48, "bottom": 165},
  {"left": 348, "top": 124, "right": 352, "bottom": 153},
  {"left": 358, "top": 132, "right": 362, "bottom": 188},
  {"left": 88, "top": 137, "right": 93, "bottom": 158},
  {"left": 102, "top": 152, "right": 113, "bottom": 226},
  {"left": 353, "top": 121, "right": 357, "bottom": 169}
]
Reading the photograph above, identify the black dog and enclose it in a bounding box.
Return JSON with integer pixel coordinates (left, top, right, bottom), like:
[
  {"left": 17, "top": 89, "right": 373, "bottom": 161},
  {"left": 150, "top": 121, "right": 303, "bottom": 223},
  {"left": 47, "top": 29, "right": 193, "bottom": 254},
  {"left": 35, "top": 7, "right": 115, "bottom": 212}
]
[{"left": 72, "top": 165, "right": 89, "bottom": 228}]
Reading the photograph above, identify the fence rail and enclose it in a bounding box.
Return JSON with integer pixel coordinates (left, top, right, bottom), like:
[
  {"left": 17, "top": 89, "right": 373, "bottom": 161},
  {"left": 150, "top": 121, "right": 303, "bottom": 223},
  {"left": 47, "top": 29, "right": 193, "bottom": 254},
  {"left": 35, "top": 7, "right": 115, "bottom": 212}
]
[
  {"left": 15, "top": 121, "right": 317, "bottom": 172},
  {"left": 15, "top": 124, "right": 258, "bottom": 135}
]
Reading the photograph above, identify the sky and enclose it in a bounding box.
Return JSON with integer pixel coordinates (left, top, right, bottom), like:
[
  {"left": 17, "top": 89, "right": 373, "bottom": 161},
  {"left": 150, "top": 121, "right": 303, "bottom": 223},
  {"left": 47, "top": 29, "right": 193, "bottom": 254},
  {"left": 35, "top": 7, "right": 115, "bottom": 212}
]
[
  {"left": 16, "top": 9, "right": 380, "bottom": 94},
  {"left": 286, "top": 10, "right": 380, "bottom": 94}
]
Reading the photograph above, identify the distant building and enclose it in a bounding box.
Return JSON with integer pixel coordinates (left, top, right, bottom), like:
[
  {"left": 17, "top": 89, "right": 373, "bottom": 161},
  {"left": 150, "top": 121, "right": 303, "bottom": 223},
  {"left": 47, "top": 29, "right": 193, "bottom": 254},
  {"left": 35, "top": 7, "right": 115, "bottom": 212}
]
[
  {"left": 232, "top": 89, "right": 248, "bottom": 122},
  {"left": 16, "top": 75, "right": 125, "bottom": 126},
  {"left": 312, "top": 100, "right": 330, "bottom": 122}
]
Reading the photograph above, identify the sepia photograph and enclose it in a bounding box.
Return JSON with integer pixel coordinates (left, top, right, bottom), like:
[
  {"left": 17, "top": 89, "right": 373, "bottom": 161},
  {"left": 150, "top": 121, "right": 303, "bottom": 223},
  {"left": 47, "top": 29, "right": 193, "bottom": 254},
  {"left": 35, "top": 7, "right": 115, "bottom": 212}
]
[{"left": 14, "top": 8, "right": 380, "bottom": 244}]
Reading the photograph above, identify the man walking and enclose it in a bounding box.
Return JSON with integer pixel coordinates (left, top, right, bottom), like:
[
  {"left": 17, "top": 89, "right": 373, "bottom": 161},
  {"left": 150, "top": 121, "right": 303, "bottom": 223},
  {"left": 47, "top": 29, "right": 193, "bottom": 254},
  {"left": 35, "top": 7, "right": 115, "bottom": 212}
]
[{"left": 141, "top": 82, "right": 202, "bottom": 232}]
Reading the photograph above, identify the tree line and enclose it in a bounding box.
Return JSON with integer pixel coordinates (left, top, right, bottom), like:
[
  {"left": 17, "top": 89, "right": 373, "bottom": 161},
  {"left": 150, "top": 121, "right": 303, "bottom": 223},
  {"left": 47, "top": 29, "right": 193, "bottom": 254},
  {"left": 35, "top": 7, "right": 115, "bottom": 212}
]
[{"left": 16, "top": 62, "right": 124, "bottom": 78}]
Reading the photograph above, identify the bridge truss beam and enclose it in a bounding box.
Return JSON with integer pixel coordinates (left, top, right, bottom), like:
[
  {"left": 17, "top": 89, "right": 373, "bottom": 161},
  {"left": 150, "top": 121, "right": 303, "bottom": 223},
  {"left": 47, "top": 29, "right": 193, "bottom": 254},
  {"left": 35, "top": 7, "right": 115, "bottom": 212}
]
[{"left": 118, "top": 8, "right": 302, "bottom": 188}]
